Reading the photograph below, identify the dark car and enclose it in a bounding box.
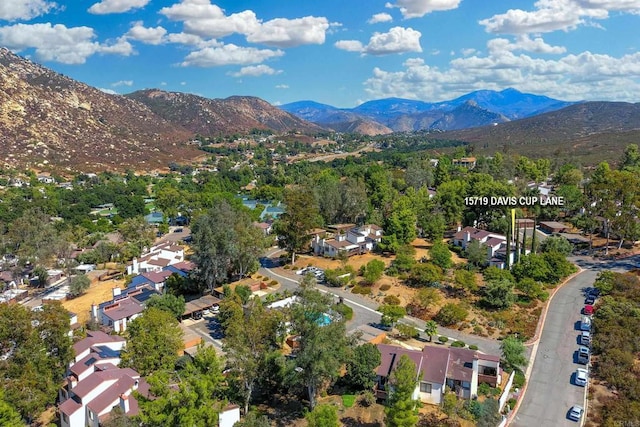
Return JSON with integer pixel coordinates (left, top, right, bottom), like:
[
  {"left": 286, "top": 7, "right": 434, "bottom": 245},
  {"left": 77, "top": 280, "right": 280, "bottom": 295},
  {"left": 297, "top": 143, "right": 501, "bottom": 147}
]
[{"left": 585, "top": 295, "right": 595, "bottom": 305}]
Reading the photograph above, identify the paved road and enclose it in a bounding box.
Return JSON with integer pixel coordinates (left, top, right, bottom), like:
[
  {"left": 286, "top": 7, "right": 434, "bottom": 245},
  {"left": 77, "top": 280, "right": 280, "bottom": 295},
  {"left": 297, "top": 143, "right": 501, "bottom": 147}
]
[
  {"left": 259, "top": 248, "right": 504, "bottom": 355},
  {"left": 512, "top": 255, "right": 639, "bottom": 427},
  {"left": 511, "top": 269, "right": 596, "bottom": 427}
]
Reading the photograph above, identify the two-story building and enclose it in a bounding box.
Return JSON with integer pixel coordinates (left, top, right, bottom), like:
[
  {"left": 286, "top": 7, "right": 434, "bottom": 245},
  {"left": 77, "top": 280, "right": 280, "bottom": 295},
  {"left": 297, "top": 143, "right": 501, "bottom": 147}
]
[
  {"left": 126, "top": 242, "right": 185, "bottom": 275},
  {"left": 311, "top": 224, "right": 383, "bottom": 258},
  {"left": 374, "top": 344, "right": 501, "bottom": 405}
]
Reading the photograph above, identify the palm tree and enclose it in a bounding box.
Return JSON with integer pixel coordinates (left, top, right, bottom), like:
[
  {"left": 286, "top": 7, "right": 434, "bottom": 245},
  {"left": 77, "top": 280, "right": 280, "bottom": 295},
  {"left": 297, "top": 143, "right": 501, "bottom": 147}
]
[{"left": 424, "top": 320, "right": 438, "bottom": 342}]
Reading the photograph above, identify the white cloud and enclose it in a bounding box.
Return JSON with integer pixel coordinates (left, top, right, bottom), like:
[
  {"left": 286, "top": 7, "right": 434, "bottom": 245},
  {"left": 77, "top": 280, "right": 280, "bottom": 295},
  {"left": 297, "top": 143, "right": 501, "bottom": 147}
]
[
  {"left": 0, "top": 0, "right": 57, "bottom": 21},
  {"left": 461, "top": 48, "right": 477, "bottom": 56},
  {"left": 228, "top": 64, "right": 282, "bottom": 77},
  {"left": 363, "top": 45, "right": 640, "bottom": 102},
  {"left": 334, "top": 40, "right": 364, "bottom": 52},
  {"left": 275, "top": 84, "right": 289, "bottom": 89},
  {"left": 160, "top": 0, "right": 259, "bottom": 38},
  {"left": 368, "top": 13, "right": 393, "bottom": 24},
  {"left": 98, "top": 87, "right": 118, "bottom": 94},
  {"left": 478, "top": 0, "right": 640, "bottom": 35},
  {"left": 160, "top": 81, "right": 167, "bottom": 86},
  {"left": 336, "top": 26, "right": 422, "bottom": 55},
  {"left": 126, "top": 22, "right": 167, "bottom": 45},
  {"left": 160, "top": 1, "right": 332, "bottom": 48},
  {"left": 0, "top": 23, "right": 133, "bottom": 64},
  {"left": 181, "top": 43, "right": 284, "bottom": 67},
  {"left": 111, "top": 79, "right": 133, "bottom": 87},
  {"left": 488, "top": 35, "right": 566, "bottom": 54},
  {"left": 88, "top": 0, "right": 149, "bottom": 14},
  {"left": 246, "top": 16, "right": 330, "bottom": 48},
  {"left": 386, "top": 0, "right": 461, "bottom": 18},
  {"left": 180, "top": 81, "right": 186, "bottom": 85}
]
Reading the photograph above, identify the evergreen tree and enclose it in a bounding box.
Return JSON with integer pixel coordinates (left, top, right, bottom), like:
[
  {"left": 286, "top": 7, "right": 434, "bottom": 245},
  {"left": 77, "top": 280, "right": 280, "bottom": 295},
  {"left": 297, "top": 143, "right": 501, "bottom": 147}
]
[{"left": 385, "top": 355, "right": 420, "bottom": 427}]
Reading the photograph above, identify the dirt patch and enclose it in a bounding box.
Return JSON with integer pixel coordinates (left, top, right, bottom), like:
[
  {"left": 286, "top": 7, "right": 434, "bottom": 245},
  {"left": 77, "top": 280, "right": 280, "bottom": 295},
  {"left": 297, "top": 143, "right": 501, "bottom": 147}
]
[
  {"left": 584, "top": 379, "right": 616, "bottom": 427},
  {"left": 63, "top": 275, "right": 125, "bottom": 324}
]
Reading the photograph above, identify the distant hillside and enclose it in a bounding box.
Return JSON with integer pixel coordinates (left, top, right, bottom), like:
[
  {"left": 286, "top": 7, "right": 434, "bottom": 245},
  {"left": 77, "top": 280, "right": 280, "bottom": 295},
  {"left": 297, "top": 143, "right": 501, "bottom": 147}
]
[
  {"left": 0, "top": 47, "right": 198, "bottom": 172},
  {"left": 127, "top": 90, "right": 324, "bottom": 136},
  {"left": 281, "top": 88, "right": 575, "bottom": 133},
  {"left": 438, "top": 101, "right": 640, "bottom": 163}
]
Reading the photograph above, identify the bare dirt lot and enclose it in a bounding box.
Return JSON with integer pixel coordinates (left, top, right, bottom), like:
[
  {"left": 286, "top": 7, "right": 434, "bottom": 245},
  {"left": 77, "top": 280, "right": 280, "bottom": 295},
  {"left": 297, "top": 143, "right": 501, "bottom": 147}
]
[{"left": 62, "top": 271, "right": 125, "bottom": 324}]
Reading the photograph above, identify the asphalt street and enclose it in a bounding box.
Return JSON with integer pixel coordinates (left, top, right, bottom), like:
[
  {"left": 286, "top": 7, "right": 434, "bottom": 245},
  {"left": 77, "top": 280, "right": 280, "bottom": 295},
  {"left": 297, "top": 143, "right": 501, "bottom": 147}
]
[{"left": 512, "top": 255, "right": 639, "bottom": 427}]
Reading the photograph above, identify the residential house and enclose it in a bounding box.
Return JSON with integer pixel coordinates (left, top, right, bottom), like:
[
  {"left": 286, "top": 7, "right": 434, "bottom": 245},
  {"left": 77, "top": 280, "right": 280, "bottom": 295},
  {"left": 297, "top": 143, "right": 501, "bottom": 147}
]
[
  {"left": 37, "top": 174, "right": 56, "bottom": 184},
  {"left": 91, "top": 285, "right": 159, "bottom": 333},
  {"left": 126, "top": 242, "right": 185, "bottom": 275},
  {"left": 452, "top": 157, "right": 477, "bottom": 169},
  {"left": 312, "top": 224, "right": 383, "bottom": 258},
  {"left": 59, "top": 365, "right": 149, "bottom": 427},
  {"left": 539, "top": 221, "right": 571, "bottom": 234},
  {"left": 58, "top": 331, "right": 147, "bottom": 427},
  {"left": 374, "top": 344, "right": 501, "bottom": 405},
  {"left": 219, "top": 405, "right": 241, "bottom": 427}
]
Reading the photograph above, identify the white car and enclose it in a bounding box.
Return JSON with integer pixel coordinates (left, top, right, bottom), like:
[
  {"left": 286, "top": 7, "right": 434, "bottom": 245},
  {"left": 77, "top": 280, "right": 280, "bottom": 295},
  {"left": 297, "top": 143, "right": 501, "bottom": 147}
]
[
  {"left": 569, "top": 405, "right": 584, "bottom": 421},
  {"left": 575, "top": 368, "right": 588, "bottom": 386}
]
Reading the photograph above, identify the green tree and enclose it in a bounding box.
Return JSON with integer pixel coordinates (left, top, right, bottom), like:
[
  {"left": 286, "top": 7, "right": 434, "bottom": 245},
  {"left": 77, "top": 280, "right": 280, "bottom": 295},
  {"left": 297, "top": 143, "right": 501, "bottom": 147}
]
[
  {"left": 233, "top": 411, "right": 270, "bottom": 427},
  {"left": 155, "top": 186, "right": 183, "bottom": 221},
  {"left": 121, "top": 307, "right": 183, "bottom": 376},
  {"left": 68, "top": 274, "right": 91, "bottom": 297},
  {"left": 454, "top": 269, "right": 478, "bottom": 294},
  {"left": 389, "top": 245, "right": 417, "bottom": 274},
  {"left": 500, "top": 335, "right": 528, "bottom": 372},
  {"left": 539, "top": 236, "right": 573, "bottom": 255},
  {"left": 272, "top": 186, "right": 321, "bottom": 265},
  {"left": 423, "top": 320, "right": 438, "bottom": 342},
  {"left": 382, "top": 196, "right": 417, "bottom": 249},
  {"left": 235, "top": 284, "right": 253, "bottom": 304},
  {"left": 101, "top": 406, "right": 138, "bottom": 427},
  {"left": 306, "top": 404, "right": 339, "bottom": 427},
  {"left": 385, "top": 354, "right": 420, "bottom": 427},
  {"left": 419, "top": 211, "right": 446, "bottom": 241},
  {"left": 362, "top": 259, "right": 386, "bottom": 285},
  {"left": 379, "top": 304, "right": 406, "bottom": 328},
  {"left": 345, "top": 343, "right": 382, "bottom": 390},
  {"left": 435, "top": 303, "right": 468, "bottom": 326},
  {"left": 407, "top": 263, "right": 443, "bottom": 288},
  {"left": 137, "top": 345, "right": 224, "bottom": 426},
  {"left": 288, "top": 285, "right": 352, "bottom": 409},
  {"left": 118, "top": 216, "right": 155, "bottom": 252},
  {"left": 481, "top": 279, "right": 516, "bottom": 310},
  {"left": 146, "top": 294, "right": 186, "bottom": 319},
  {"left": 223, "top": 298, "right": 280, "bottom": 414},
  {"left": 411, "top": 288, "right": 442, "bottom": 312},
  {"left": 429, "top": 240, "right": 452, "bottom": 269},
  {"left": 0, "top": 390, "right": 23, "bottom": 426},
  {"left": 464, "top": 239, "right": 488, "bottom": 269}
]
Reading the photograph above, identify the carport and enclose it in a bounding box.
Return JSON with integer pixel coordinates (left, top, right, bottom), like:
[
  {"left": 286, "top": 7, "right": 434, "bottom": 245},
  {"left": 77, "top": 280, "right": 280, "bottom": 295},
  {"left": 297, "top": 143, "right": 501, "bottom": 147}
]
[{"left": 181, "top": 294, "right": 221, "bottom": 320}]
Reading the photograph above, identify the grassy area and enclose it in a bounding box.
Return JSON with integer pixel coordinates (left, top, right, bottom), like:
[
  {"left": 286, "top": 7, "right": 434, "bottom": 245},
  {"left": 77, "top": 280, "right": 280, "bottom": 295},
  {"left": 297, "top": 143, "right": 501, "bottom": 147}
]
[{"left": 341, "top": 394, "right": 356, "bottom": 408}]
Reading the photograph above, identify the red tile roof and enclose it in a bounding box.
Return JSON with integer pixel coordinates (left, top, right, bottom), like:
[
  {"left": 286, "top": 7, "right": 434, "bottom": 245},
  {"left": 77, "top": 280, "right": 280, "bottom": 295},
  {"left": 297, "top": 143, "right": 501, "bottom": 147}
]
[
  {"left": 103, "top": 298, "right": 143, "bottom": 321},
  {"left": 73, "top": 331, "right": 124, "bottom": 356}
]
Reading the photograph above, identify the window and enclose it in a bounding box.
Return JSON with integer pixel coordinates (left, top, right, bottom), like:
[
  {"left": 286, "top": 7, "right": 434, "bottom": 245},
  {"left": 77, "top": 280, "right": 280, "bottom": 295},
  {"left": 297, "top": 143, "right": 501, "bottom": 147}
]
[
  {"left": 420, "top": 382, "right": 432, "bottom": 393},
  {"left": 89, "top": 411, "right": 94, "bottom": 420},
  {"left": 62, "top": 413, "right": 68, "bottom": 423}
]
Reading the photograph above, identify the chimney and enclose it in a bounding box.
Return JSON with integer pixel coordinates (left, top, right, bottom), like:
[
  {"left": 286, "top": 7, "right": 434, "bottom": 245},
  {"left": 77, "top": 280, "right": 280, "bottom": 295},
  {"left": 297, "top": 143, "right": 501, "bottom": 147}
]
[
  {"left": 112, "top": 287, "right": 121, "bottom": 298},
  {"left": 120, "top": 393, "right": 130, "bottom": 413},
  {"left": 90, "top": 303, "right": 98, "bottom": 321},
  {"left": 132, "top": 257, "right": 139, "bottom": 275}
]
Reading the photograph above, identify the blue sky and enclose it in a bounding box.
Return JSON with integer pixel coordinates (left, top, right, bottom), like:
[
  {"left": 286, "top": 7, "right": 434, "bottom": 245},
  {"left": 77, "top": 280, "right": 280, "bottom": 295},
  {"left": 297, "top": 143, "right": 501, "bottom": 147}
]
[{"left": 1, "top": 0, "right": 640, "bottom": 107}]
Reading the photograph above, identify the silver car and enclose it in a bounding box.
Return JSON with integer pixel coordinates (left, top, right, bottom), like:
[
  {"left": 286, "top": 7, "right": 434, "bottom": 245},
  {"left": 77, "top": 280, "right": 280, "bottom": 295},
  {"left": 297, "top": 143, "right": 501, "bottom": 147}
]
[
  {"left": 569, "top": 405, "right": 584, "bottom": 421},
  {"left": 575, "top": 368, "right": 588, "bottom": 386}
]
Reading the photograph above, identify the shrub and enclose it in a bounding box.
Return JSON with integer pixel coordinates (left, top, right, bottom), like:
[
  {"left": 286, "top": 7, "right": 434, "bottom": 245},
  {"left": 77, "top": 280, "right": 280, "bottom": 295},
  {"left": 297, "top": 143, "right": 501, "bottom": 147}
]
[
  {"left": 473, "top": 326, "right": 483, "bottom": 335},
  {"left": 283, "top": 265, "right": 290, "bottom": 270},
  {"left": 335, "top": 303, "right": 353, "bottom": 321},
  {"left": 438, "top": 336, "right": 449, "bottom": 343},
  {"left": 451, "top": 340, "right": 466, "bottom": 348},
  {"left": 383, "top": 295, "right": 401, "bottom": 305},
  {"left": 379, "top": 284, "right": 391, "bottom": 291},
  {"left": 478, "top": 382, "right": 492, "bottom": 396},
  {"left": 469, "top": 344, "right": 479, "bottom": 350},
  {"left": 507, "top": 398, "right": 517, "bottom": 410},
  {"left": 269, "top": 280, "right": 278, "bottom": 286},
  {"left": 435, "top": 303, "right": 468, "bottom": 326},
  {"left": 351, "top": 285, "right": 371, "bottom": 295},
  {"left": 359, "top": 391, "right": 375, "bottom": 407},
  {"left": 397, "top": 323, "right": 419, "bottom": 339},
  {"left": 513, "top": 370, "right": 526, "bottom": 389}
]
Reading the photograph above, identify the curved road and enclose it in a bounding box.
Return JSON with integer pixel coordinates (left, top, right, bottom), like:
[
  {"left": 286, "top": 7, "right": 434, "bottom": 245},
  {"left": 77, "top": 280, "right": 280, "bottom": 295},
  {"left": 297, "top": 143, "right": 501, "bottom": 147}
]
[{"left": 511, "top": 255, "right": 638, "bottom": 426}]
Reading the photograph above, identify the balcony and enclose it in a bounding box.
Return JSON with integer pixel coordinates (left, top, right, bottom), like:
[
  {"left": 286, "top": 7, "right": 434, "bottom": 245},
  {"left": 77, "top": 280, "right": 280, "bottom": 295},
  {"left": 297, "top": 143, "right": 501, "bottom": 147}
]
[
  {"left": 478, "top": 373, "right": 499, "bottom": 387},
  {"left": 373, "top": 384, "right": 388, "bottom": 400}
]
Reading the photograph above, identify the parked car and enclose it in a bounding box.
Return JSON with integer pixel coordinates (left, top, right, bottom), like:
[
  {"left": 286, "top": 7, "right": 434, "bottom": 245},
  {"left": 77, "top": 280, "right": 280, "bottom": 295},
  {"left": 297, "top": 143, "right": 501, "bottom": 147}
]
[
  {"left": 583, "top": 305, "right": 594, "bottom": 315},
  {"left": 585, "top": 295, "right": 595, "bottom": 305},
  {"left": 581, "top": 331, "right": 591, "bottom": 346},
  {"left": 568, "top": 405, "right": 584, "bottom": 421},
  {"left": 580, "top": 315, "right": 592, "bottom": 331},
  {"left": 575, "top": 368, "right": 588, "bottom": 386},
  {"left": 577, "top": 346, "right": 590, "bottom": 364}
]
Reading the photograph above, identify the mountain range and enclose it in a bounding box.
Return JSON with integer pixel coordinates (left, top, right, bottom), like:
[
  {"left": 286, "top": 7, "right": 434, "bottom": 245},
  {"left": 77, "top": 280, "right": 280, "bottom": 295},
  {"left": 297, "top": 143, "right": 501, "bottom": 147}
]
[
  {"left": 2, "top": 46, "right": 640, "bottom": 171},
  {"left": 280, "top": 89, "right": 575, "bottom": 134}
]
